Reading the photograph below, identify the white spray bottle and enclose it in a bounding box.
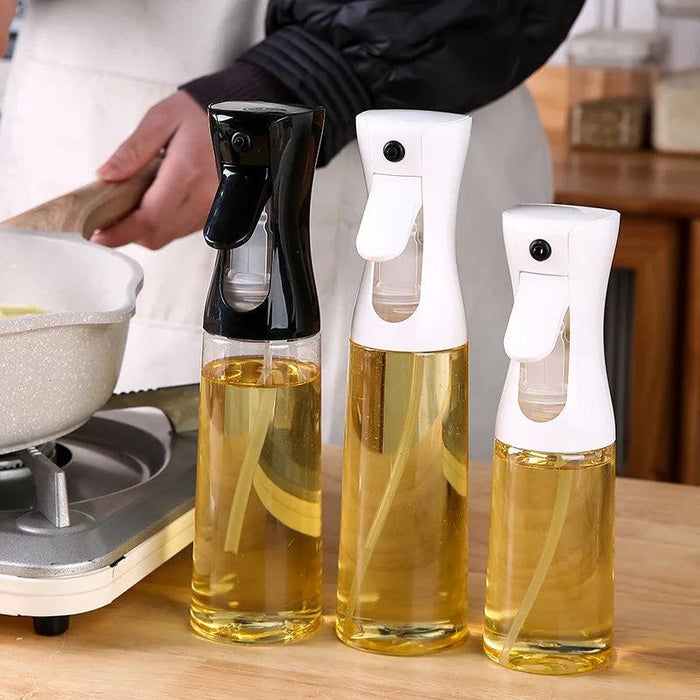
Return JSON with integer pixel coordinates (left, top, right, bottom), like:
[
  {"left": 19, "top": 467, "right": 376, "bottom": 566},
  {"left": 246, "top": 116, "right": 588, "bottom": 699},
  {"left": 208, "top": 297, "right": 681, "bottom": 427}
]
[
  {"left": 336, "top": 110, "right": 472, "bottom": 655},
  {"left": 484, "top": 204, "right": 619, "bottom": 674}
]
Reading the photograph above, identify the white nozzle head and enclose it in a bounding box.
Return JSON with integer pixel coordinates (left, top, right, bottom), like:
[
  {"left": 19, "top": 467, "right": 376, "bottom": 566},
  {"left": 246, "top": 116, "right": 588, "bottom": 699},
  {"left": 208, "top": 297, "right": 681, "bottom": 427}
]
[
  {"left": 354, "top": 110, "right": 471, "bottom": 263},
  {"left": 355, "top": 109, "right": 472, "bottom": 185},
  {"left": 502, "top": 204, "right": 618, "bottom": 365},
  {"left": 496, "top": 204, "right": 620, "bottom": 453},
  {"left": 350, "top": 110, "right": 471, "bottom": 352}
]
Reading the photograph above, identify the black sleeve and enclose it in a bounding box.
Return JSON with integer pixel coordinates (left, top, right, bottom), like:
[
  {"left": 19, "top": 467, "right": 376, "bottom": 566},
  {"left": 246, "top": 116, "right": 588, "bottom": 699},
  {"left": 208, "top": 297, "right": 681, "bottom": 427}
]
[
  {"left": 181, "top": 1, "right": 583, "bottom": 166},
  {"left": 182, "top": 61, "right": 298, "bottom": 119}
]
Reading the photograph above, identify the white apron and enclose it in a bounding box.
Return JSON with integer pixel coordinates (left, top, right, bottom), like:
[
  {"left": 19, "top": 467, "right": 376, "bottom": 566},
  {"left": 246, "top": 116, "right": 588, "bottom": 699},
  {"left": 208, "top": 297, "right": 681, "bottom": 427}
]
[{"left": 0, "top": 0, "right": 552, "bottom": 458}]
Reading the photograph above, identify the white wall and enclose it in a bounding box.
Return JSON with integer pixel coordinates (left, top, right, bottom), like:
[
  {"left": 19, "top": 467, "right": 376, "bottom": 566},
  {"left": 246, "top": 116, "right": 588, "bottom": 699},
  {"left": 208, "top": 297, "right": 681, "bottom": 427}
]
[{"left": 550, "top": 0, "right": 658, "bottom": 64}]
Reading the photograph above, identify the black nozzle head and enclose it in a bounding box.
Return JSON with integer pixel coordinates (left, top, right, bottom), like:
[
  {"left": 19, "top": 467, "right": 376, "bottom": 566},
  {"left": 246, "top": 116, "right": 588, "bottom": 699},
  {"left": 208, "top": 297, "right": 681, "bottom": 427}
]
[
  {"left": 208, "top": 101, "right": 324, "bottom": 170},
  {"left": 529, "top": 239, "right": 552, "bottom": 262},
  {"left": 204, "top": 102, "right": 326, "bottom": 251},
  {"left": 383, "top": 140, "right": 405, "bottom": 163},
  {"left": 203, "top": 101, "right": 325, "bottom": 342}
]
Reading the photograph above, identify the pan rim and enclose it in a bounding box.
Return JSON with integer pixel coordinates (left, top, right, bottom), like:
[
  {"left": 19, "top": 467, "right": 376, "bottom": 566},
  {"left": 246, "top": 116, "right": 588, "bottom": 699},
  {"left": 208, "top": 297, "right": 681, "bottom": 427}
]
[{"left": 0, "top": 231, "right": 143, "bottom": 334}]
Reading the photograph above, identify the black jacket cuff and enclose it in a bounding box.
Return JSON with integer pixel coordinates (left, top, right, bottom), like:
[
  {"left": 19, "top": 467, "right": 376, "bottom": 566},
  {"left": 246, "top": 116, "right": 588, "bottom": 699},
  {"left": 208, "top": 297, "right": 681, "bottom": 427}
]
[
  {"left": 180, "top": 61, "right": 296, "bottom": 112},
  {"left": 240, "top": 25, "right": 373, "bottom": 166}
]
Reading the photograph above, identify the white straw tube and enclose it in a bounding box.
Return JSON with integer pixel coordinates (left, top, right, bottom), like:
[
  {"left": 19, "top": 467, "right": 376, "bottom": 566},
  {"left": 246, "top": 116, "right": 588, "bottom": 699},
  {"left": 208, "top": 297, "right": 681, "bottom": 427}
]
[
  {"left": 224, "top": 345, "right": 277, "bottom": 554},
  {"left": 343, "top": 355, "right": 424, "bottom": 632},
  {"left": 498, "top": 468, "right": 574, "bottom": 664}
]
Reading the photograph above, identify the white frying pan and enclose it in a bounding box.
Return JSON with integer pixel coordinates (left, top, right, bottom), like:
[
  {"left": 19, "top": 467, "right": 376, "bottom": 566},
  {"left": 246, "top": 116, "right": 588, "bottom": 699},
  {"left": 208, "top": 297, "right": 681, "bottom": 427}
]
[{"left": 0, "top": 162, "right": 159, "bottom": 453}]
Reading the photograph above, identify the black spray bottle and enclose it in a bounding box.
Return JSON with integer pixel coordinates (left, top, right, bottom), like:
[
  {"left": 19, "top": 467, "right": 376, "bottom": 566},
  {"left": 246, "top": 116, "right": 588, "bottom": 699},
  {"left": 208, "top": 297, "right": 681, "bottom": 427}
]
[{"left": 190, "top": 102, "right": 325, "bottom": 644}]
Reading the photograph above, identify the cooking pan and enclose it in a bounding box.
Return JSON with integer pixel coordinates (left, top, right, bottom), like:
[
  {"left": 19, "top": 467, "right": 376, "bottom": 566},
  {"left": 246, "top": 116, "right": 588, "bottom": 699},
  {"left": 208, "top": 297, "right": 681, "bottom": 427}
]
[{"left": 0, "top": 162, "right": 159, "bottom": 454}]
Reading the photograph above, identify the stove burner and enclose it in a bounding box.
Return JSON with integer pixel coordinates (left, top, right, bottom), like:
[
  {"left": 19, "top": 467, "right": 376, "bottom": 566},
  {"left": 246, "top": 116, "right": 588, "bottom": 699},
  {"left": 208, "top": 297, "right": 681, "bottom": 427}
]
[
  {"left": 0, "top": 443, "right": 65, "bottom": 513},
  {"left": 0, "top": 416, "right": 167, "bottom": 516},
  {"left": 0, "top": 442, "right": 57, "bottom": 471}
]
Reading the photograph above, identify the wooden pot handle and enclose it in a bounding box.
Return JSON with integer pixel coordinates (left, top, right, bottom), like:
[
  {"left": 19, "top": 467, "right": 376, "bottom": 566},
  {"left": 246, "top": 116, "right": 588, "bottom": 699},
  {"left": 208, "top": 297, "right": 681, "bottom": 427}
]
[{"left": 0, "top": 158, "right": 161, "bottom": 238}]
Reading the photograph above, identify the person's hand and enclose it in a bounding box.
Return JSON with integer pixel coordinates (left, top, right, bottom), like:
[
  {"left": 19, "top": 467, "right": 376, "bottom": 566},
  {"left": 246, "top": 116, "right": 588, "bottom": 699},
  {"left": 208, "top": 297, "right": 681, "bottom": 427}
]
[
  {"left": 0, "top": 1, "right": 17, "bottom": 57},
  {"left": 93, "top": 90, "right": 218, "bottom": 250}
]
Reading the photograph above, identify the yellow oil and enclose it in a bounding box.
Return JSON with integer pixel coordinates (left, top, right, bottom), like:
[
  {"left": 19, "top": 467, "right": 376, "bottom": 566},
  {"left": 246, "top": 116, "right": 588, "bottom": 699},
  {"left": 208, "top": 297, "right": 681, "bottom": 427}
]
[
  {"left": 483, "top": 439, "right": 615, "bottom": 674},
  {"left": 190, "top": 355, "right": 322, "bottom": 644},
  {"left": 0, "top": 305, "right": 48, "bottom": 317},
  {"left": 336, "top": 342, "right": 469, "bottom": 655}
]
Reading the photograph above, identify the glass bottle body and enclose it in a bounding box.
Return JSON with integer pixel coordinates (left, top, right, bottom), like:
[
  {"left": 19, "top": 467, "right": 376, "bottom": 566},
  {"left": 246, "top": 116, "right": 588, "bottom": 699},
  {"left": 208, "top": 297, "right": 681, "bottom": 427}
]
[
  {"left": 190, "top": 332, "right": 322, "bottom": 644},
  {"left": 336, "top": 341, "right": 469, "bottom": 655},
  {"left": 483, "top": 439, "right": 615, "bottom": 674}
]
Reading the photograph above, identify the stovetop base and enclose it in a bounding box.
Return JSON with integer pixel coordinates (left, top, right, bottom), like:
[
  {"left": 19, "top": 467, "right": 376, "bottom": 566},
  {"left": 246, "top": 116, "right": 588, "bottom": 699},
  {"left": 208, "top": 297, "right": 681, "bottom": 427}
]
[
  {"left": 0, "top": 407, "right": 197, "bottom": 634},
  {"left": 0, "top": 408, "right": 197, "bottom": 578},
  {"left": 0, "top": 508, "right": 193, "bottom": 628}
]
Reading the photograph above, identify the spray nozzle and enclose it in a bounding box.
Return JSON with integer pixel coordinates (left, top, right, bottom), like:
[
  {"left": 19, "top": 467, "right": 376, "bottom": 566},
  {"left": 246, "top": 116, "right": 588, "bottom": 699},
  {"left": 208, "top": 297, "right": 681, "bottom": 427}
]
[
  {"left": 202, "top": 102, "right": 324, "bottom": 341},
  {"left": 356, "top": 174, "right": 422, "bottom": 262},
  {"left": 355, "top": 173, "right": 424, "bottom": 323},
  {"left": 505, "top": 272, "right": 570, "bottom": 422},
  {"left": 504, "top": 272, "right": 569, "bottom": 364},
  {"left": 203, "top": 166, "right": 270, "bottom": 250}
]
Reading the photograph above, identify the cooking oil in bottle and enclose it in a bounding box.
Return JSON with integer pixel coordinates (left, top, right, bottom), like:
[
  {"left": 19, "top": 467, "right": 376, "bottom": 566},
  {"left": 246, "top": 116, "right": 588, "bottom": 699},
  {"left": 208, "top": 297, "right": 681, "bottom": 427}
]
[
  {"left": 190, "top": 354, "right": 322, "bottom": 644},
  {"left": 483, "top": 440, "right": 615, "bottom": 673},
  {"left": 192, "top": 103, "right": 325, "bottom": 644},
  {"left": 336, "top": 342, "right": 469, "bottom": 655},
  {"left": 337, "top": 110, "right": 473, "bottom": 656},
  {"left": 485, "top": 204, "right": 620, "bottom": 674}
]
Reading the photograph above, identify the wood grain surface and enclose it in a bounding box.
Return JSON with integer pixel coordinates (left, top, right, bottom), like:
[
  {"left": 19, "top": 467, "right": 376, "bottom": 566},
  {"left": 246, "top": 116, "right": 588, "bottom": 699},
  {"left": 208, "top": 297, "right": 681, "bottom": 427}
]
[
  {"left": 612, "top": 218, "right": 682, "bottom": 481},
  {"left": 0, "top": 446, "right": 698, "bottom": 700},
  {"left": 551, "top": 138, "right": 700, "bottom": 220},
  {"left": 0, "top": 159, "right": 160, "bottom": 238},
  {"left": 681, "top": 222, "right": 700, "bottom": 484},
  {"left": 528, "top": 66, "right": 700, "bottom": 220}
]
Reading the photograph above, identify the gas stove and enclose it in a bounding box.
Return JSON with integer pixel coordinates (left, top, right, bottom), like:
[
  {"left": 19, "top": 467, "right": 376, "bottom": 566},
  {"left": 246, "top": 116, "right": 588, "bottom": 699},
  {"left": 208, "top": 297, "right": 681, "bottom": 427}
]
[{"left": 0, "top": 386, "right": 198, "bottom": 636}]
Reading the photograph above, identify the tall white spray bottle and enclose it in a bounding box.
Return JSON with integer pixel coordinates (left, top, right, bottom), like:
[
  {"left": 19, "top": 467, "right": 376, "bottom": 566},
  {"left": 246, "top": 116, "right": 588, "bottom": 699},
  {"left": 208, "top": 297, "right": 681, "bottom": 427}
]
[{"left": 336, "top": 110, "right": 472, "bottom": 656}]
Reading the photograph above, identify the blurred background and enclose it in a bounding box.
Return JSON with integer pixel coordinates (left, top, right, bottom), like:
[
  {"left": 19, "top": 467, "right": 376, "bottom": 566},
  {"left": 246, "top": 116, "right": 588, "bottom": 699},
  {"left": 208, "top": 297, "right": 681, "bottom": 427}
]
[
  {"left": 526, "top": 0, "right": 700, "bottom": 485},
  {"left": 0, "top": 0, "right": 698, "bottom": 485},
  {"left": 0, "top": 0, "right": 22, "bottom": 101},
  {"left": 551, "top": 0, "right": 660, "bottom": 62}
]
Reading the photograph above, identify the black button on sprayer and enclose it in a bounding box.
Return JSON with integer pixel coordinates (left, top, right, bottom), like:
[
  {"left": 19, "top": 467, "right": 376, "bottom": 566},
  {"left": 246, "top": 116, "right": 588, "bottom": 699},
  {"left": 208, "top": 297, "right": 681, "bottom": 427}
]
[
  {"left": 529, "top": 239, "right": 552, "bottom": 262},
  {"left": 383, "top": 140, "right": 405, "bottom": 163},
  {"left": 231, "top": 131, "right": 252, "bottom": 153}
]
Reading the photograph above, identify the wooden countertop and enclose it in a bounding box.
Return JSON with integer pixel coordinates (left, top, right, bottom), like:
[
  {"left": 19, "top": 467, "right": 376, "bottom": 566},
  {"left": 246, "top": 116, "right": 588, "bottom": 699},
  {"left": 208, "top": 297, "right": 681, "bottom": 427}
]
[
  {"left": 1, "top": 446, "right": 698, "bottom": 700},
  {"left": 551, "top": 136, "right": 700, "bottom": 219},
  {"left": 526, "top": 66, "right": 700, "bottom": 219}
]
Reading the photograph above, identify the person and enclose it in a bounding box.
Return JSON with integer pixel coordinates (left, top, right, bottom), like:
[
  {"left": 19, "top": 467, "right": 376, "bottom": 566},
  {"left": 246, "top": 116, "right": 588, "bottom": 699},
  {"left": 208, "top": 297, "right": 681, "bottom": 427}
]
[{"left": 0, "top": 1, "right": 583, "bottom": 458}]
